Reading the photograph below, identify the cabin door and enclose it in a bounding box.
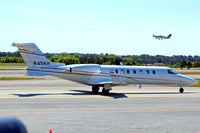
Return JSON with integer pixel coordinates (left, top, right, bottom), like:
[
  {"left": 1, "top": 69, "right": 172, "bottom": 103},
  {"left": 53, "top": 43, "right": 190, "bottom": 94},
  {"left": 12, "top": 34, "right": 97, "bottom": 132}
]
[{"left": 119, "top": 68, "right": 126, "bottom": 84}]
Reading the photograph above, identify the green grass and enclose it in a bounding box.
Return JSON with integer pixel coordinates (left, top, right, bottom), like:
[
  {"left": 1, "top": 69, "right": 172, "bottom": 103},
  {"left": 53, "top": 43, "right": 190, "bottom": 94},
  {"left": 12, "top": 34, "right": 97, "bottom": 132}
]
[
  {"left": 0, "top": 63, "right": 26, "bottom": 70},
  {"left": 0, "top": 77, "right": 42, "bottom": 80},
  {"left": 179, "top": 72, "right": 200, "bottom": 75},
  {"left": 0, "top": 68, "right": 26, "bottom": 70},
  {"left": 192, "top": 79, "right": 200, "bottom": 87},
  {"left": 0, "top": 63, "right": 26, "bottom": 66}
]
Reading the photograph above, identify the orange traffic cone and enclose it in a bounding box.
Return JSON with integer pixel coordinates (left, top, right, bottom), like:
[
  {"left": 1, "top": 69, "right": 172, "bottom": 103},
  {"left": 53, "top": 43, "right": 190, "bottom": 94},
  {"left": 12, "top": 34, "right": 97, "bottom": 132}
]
[{"left": 49, "top": 129, "right": 53, "bottom": 133}]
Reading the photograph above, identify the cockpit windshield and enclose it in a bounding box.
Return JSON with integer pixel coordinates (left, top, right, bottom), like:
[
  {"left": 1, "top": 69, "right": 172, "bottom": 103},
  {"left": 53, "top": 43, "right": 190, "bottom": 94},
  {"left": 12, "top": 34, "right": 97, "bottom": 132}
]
[{"left": 168, "top": 69, "right": 178, "bottom": 74}]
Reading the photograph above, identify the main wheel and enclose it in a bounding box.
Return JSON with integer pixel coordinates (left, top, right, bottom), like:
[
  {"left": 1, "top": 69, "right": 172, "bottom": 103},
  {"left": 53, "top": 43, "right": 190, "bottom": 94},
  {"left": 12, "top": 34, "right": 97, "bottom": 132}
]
[
  {"left": 179, "top": 88, "right": 184, "bottom": 93},
  {"left": 102, "top": 88, "right": 110, "bottom": 95},
  {"left": 92, "top": 86, "right": 99, "bottom": 94}
]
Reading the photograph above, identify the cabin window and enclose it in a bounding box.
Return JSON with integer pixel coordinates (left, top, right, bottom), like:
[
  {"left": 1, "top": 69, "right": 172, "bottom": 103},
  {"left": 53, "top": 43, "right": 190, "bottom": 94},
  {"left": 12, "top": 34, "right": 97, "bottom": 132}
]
[
  {"left": 115, "top": 69, "right": 118, "bottom": 74},
  {"left": 127, "top": 70, "right": 130, "bottom": 74},
  {"left": 146, "top": 70, "right": 149, "bottom": 74},
  {"left": 168, "top": 69, "right": 177, "bottom": 74},
  {"left": 153, "top": 70, "right": 156, "bottom": 74},
  {"left": 139, "top": 70, "right": 143, "bottom": 74},
  {"left": 133, "top": 70, "right": 136, "bottom": 74}
]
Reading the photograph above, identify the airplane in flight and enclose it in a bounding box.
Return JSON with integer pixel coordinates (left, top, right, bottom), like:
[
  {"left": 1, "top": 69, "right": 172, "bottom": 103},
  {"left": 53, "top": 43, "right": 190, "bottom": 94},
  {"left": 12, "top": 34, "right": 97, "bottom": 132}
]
[
  {"left": 153, "top": 34, "right": 172, "bottom": 40},
  {"left": 12, "top": 43, "right": 197, "bottom": 95}
]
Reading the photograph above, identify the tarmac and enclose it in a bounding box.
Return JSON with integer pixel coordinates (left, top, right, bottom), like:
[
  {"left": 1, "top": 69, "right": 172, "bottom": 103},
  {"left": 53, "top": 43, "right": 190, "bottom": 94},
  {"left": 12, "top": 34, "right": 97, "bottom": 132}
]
[{"left": 0, "top": 70, "right": 200, "bottom": 133}]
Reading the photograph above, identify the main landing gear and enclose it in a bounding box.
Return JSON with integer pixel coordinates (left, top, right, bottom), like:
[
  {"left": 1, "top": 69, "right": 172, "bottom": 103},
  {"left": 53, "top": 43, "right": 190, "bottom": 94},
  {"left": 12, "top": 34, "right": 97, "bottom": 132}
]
[
  {"left": 102, "top": 88, "right": 110, "bottom": 95},
  {"left": 92, "top": 85, "right": 111, "bottom": 95},
  {"left": 179, "top": 87, "right": 184, "bottom": 93},
  {"left": 92, "top": 85, "right": 100, "bottom": 94}
]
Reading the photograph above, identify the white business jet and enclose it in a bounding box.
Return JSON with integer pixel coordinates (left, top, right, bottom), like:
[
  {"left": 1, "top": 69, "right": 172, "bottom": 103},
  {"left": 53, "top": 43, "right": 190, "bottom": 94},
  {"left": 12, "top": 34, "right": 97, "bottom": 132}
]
[{"left": 12, "top": 43, "right": 197, "bottom": 94}]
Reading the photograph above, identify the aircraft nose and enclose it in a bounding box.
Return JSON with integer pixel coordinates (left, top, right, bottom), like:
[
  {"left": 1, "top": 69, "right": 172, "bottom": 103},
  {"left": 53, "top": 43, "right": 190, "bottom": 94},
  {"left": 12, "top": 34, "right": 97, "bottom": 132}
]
[
  {"left": 180, "top": 75, "right": 198, "bottom": 85},
  {"left": 190, "top": 78, "right": 198, "bottom": 85}
]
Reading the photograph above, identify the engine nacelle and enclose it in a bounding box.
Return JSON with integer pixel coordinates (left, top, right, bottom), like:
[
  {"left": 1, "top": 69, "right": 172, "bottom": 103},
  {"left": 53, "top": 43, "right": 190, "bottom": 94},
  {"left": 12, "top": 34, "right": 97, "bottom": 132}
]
[{"left": 66, "top": 64, "right": 101, "bottom": 74}]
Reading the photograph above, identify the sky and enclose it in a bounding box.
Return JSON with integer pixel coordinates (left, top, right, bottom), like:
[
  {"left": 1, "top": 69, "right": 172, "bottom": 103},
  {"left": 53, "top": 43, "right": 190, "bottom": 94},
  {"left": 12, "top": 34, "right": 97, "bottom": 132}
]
[{"left": 0, "top": 0, "right": 200, "bottom": 56}]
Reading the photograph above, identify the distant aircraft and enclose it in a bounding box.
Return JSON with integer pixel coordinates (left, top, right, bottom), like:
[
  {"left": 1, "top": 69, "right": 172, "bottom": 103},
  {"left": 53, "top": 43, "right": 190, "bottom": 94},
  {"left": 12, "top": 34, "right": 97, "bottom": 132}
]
[
  {"left": 12, "top": 43, "right": 197, "bottom": 94},
  {"left": 153, "top": 34, "right": 172, "bottom": 40}
]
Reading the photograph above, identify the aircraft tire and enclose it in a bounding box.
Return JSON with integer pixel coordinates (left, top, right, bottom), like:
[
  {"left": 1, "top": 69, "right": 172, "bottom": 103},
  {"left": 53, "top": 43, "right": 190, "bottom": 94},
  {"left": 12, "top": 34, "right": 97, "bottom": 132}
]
[
  {"left": 179, "top": 88, "right": 184, "bottom": 93},
  {"left": 92, "top": 86, "right": 99, "bottom": 94},
  {"left": 102, "top": 88, "right": 110, "bottom": 95}
]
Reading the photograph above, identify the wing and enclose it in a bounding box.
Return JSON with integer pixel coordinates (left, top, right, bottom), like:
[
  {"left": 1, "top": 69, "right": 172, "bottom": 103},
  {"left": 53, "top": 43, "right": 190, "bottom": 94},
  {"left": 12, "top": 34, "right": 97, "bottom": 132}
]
[{"left": 88, "top": 69, "right": 127, "bottom": 86}]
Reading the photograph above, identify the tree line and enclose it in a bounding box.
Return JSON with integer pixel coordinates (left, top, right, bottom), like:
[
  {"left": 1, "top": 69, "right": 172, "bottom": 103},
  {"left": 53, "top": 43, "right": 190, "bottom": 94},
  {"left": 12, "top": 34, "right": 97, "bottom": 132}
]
[{"left": 0, "top": 52, "right": 200, "bottom": 68}]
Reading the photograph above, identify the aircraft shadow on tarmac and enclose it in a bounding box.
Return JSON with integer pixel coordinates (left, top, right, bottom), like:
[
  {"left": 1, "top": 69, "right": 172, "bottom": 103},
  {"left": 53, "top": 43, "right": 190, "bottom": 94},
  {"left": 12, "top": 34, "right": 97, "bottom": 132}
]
[
  {"left": 11, "top": 90, "right": 128, "bottom": 99},
  {"left": 11, "top": 90, "right": 197, "bottom": 99}
]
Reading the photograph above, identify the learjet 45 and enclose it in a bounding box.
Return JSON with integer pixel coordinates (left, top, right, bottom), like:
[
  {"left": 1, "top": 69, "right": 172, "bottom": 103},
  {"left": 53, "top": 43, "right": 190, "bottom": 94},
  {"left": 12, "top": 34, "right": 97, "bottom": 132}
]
[{"left": 12, "top": 43, "right": 197, "bottom": 94}]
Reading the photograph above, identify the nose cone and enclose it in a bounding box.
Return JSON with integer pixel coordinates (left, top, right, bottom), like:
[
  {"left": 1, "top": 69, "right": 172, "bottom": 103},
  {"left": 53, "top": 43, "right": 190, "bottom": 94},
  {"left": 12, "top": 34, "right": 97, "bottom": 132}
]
[
  {"left": 179, "top": 75, "right": 198, "bottom": 85},
  {"left": 190, "top": 78, "right": 198, "bottom": 85}
]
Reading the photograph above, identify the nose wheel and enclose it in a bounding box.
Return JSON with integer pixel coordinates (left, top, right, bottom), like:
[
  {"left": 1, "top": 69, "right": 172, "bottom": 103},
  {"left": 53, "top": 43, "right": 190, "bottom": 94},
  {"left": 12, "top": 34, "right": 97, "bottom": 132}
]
[{"left": 179, "top": 87, "right": 184, "bottom": 93}]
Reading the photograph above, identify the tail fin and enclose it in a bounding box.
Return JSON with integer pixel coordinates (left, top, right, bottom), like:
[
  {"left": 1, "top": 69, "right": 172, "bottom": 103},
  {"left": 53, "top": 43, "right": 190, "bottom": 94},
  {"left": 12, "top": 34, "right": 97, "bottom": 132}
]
[
  {"left": 12, "top": 43, "right": 64, "bottom": 67},
  {"left": 168, "top": 34, "right": 172, "bottom": 38}
]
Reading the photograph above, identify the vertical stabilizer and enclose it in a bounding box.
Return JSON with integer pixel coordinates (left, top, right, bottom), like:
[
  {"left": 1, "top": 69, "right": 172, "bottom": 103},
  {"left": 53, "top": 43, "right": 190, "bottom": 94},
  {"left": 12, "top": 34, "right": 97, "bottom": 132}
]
[
  {"left": 168, "top": 34, "right": 172, "bottom": 38},
  {"left": 12, "top": 43, "right": 64, "bottom": 67}
]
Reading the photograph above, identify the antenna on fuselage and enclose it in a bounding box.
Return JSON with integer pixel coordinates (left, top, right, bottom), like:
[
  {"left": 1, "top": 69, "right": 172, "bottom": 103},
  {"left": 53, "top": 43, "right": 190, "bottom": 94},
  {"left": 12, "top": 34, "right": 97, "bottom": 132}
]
[{"left": 120, "top": 62, "right": 123, "bottom": 66}]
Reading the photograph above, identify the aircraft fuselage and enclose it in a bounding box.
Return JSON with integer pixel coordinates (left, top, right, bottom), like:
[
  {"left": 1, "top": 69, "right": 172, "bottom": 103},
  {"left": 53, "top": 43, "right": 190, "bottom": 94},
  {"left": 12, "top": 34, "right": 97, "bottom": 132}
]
[{"left": 27, "top": 64, "right": 197, "bottom": 87}]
